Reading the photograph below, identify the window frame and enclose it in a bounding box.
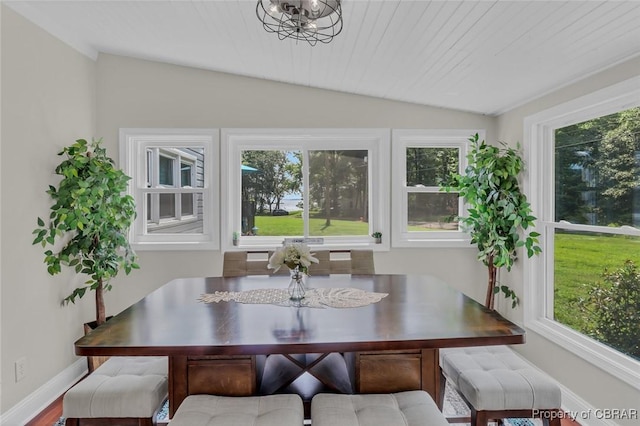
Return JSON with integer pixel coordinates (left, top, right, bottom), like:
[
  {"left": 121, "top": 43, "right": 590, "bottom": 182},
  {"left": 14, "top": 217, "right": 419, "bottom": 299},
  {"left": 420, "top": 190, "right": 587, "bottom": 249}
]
[
  {"left": 391, "top": 129, "right": 481, "bottom": 248},
  {"left": 524, "top": 76, "right": 640, "bottom": 389},
  {"left": 119, "top": 128, "right": 220, "bottom": 251},
  {"left": 221, "top": 128, "right": 390, "bottom": 251},
  {"left": 146, "top": 147, "right": 198, "bottom": 226}
]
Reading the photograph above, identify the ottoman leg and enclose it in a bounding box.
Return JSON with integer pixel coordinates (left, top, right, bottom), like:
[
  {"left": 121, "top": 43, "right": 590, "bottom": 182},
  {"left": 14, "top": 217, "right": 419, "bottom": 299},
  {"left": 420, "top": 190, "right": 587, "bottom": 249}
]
[
  {"left": 471, "top": 409, "right": 490, "bottom": 426},
  {"left": 438, "top": 368, "right": 446, "bottom": 410},
  {"left": 549, "top": 410, "right": 562, "bottom": 426},
  {"left": 64, "top": 419, "right": 79, "bottom": 426}
]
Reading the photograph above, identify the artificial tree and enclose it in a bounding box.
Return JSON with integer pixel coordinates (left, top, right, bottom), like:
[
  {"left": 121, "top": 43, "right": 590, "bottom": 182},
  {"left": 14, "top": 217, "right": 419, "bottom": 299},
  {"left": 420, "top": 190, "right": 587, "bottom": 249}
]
[
  {"left": 33, "top": 138, "right": 138, "bottom": 326},
  {"left": 442, "top": 133, "right": 541, "bottom": 310}
]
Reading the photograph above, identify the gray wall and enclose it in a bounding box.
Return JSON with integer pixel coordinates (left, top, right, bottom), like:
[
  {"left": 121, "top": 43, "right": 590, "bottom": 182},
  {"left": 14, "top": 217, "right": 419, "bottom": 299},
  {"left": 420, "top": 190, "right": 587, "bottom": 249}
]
[
  {"left": 496, "top": 56, "right": 640, "bottom": 425},
  {"left": 1, "top": 6, "right": 97, "bottom": 411},
  {"left": 95, "top": 52, "right": 495, "bottom": 318}
]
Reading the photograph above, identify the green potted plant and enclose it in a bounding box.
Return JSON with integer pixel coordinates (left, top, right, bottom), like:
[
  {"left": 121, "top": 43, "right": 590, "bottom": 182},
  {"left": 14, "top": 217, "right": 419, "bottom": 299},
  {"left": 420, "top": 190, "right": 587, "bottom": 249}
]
[
  {"left": 33, "top": 138, "right": 139, "bottom": 328},
  {"left": 232, "top": 231, "right": 240, "bottom": 246},
  {"left": 371, "top": 232, "right": 382, "bottom": 244},
  {"left": 441, "top": 133, "right": 541, "bottom": 310}
]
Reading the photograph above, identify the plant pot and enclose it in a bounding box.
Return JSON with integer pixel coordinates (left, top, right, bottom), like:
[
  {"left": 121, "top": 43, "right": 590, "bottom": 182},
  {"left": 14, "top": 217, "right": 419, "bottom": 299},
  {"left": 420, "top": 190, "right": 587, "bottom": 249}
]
[
  {"left": 84, "top": 317, "right": 113, "bottom": 372},
  {"left": 375, "top": 238, "right": 382, "bottom": 244}
]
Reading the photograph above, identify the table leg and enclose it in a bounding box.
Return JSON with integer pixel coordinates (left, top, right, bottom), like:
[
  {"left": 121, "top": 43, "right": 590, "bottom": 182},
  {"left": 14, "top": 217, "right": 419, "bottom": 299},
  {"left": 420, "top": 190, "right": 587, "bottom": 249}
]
[
  {"left": 422, "top": 348, "right": 440, "bottom": 403},
  {"left": 168, "top": 356, "right": 188, "bottom": 419}
]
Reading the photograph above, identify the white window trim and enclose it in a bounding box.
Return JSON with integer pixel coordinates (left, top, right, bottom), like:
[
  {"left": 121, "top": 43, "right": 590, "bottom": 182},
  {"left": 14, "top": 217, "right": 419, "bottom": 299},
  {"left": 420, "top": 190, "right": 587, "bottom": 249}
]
[
  {"left": 524, "top": 76, "right": 640, "bottom": 390},
  {"left": 391, "top": 129, "right": 482, "bottom": 248},
  {"left": 221, "top": 128, "right": 390, "bottom": 252},
  {"left": 119, "top": 128, "right": 220, "bottom": 251}
]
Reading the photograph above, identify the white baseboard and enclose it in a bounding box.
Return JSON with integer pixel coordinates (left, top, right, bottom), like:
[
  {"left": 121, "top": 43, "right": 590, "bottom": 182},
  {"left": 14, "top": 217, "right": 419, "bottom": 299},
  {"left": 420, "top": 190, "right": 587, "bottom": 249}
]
[
  {"left": 560, "top": 385, "right": 619, "bottom": 426},
  {"left": 1, "top": 358, "right": 87, "bottom": 426},
  {"left": 507, "top": 347, "right": 620, "bottom": 426}
]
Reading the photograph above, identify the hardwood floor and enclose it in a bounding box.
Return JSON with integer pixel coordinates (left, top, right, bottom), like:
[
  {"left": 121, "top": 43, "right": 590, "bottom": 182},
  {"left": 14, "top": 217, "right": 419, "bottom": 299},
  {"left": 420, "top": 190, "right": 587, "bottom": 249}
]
[{"left": 25, "top": 393, "right": 64, "bottom": 426}]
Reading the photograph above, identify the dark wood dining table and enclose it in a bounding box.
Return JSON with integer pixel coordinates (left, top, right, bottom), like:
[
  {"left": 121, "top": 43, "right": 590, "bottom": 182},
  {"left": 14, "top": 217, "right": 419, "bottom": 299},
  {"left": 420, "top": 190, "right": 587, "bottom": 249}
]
[{"left": 74, "top": 274, "right": 525, "bottom": 417}]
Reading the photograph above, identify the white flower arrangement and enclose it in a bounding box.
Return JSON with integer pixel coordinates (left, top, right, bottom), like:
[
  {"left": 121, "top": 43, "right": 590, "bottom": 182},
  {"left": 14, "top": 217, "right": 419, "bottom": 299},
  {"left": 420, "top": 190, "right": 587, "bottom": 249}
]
[{"left": 268, "top": 243, "right": 319, "bottom": 274}]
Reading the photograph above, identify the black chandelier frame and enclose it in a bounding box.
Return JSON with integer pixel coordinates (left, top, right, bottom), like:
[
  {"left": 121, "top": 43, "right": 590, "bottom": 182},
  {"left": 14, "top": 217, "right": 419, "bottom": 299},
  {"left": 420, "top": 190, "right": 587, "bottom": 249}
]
[{"left": 256, "top": 0, "right": 343, "bottom": 46}]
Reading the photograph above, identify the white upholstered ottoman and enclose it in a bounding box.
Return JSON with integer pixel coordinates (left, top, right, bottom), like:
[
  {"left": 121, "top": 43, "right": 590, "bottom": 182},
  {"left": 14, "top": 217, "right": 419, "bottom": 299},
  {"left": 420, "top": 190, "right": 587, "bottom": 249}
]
[
  {"left": 440, "top": 346, "right": 562, "bottom": 426},
  {"left": 169, "top": 394, "right": 304, "bottom": 426},
  {"left": 63, "top": 356, "right": 168, "bottom": 426},
  {"left": 311, "top": 390, "right": 449, "bottom": 426}
]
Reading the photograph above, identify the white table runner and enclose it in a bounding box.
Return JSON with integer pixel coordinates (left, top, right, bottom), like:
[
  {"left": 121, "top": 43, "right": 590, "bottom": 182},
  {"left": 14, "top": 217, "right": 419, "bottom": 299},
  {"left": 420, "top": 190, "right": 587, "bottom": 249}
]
[{"left": 199, "top": 287, "right": 388, "bottom": 308}]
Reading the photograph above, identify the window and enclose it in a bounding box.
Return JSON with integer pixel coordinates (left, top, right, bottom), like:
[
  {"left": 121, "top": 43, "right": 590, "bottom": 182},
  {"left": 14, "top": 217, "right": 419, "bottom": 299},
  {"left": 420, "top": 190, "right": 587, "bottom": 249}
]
[
  {"left": 525, "top": 77, "right": 640, "bottom": 388},
  {"left": 120, "top": 129, "right": 219, "bottom": 250},
  {"left": 146, "top": 148, "right": 199, "bottom": 229},
  {"left": 222, "top": 129, "right": 390, "bottom": 250},
  {"left": 391, "top": 129, "right": 480, "bottom": 247}
]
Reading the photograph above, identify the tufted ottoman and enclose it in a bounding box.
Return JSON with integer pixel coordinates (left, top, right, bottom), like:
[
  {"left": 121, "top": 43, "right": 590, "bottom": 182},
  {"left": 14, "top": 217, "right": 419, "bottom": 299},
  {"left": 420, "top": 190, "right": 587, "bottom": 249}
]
[
  {"left": 63, "top": 356, "right": 168, "bottom": 426},
  {"left": 311, "top": 390, "right": 449, "bottom": 426},
  {"left": 168, "top": 394, "right": 304, "bottom": 426},
  {"left": 440, "top": 346, "right": 562, "bottom": 426}
]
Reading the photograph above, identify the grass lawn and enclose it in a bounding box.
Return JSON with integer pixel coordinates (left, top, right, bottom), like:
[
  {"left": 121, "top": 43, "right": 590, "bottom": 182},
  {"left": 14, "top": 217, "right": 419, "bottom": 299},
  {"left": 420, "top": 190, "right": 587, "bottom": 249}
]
[
  {"left": 554, "top": 232, "right": 640, "bottom": 332},
  {"left": 254, "top": 211, "right": 370, "bottom": 236}
]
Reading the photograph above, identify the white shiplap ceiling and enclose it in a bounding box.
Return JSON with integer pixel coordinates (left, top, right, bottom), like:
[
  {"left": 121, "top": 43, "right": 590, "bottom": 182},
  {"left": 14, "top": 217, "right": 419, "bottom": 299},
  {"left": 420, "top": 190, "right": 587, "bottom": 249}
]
[{"left": 6, "top": 0, "right": 640, "bottom": 115}]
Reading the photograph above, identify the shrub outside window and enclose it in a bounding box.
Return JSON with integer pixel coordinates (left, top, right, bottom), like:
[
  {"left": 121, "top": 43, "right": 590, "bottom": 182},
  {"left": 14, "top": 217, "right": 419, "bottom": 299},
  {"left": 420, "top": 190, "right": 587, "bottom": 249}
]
[
  {"left": 525, "top": 77, "right": 640, "bottom": 387},
  {"left": 553, "top": 108, "right": 640, "bottom": 362}
]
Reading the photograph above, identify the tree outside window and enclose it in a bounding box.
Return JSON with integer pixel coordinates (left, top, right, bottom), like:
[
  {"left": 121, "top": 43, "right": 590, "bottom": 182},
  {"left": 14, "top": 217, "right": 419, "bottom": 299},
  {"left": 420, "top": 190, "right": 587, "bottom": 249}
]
[{"left": 553, "top": 106, "right": 640, "bottom": 361}]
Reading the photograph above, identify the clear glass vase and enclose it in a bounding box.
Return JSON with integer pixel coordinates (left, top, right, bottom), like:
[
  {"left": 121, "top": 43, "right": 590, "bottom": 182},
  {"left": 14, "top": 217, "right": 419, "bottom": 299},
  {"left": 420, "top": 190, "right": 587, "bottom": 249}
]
[{"left": 288, "top": 266, "right": 307, "bottom": 301}]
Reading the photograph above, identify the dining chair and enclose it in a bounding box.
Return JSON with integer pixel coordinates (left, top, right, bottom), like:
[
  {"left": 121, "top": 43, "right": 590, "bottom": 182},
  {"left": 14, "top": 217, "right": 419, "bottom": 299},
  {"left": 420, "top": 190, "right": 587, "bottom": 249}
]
[
  {"left": 222, "top": 251, "right": 289, "bottom": 277},
  {"left": 222, "top": 249, "right": 375, "bottom": 276},
  {"left": 309, "top": 249, "right": 375, "bottom": 275},
  {"left": 350, "top": 249, "right": 375, "bottom": 274}
]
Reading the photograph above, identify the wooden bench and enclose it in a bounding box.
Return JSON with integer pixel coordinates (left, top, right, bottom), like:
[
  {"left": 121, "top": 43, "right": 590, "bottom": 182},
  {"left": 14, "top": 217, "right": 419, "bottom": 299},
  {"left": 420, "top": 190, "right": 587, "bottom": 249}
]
[
  {"left": 440, "top": 346, "right": 562, "bottom": 426},
  {"left": 63, "top": 356, "right": 168, "bottom": 426},
  {"left": 168, "top": 394, "right": 304, "bottom": 426},
  {"left": 311, "top": 391, "right": 449, "bottom": 426}
]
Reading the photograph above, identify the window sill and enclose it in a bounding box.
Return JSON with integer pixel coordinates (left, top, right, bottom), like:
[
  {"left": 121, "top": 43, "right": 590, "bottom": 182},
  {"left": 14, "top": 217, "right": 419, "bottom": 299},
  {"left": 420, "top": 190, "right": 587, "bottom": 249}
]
[
  {"left": 132, "top": 241, "right": 219, "bottom": 251},
  {"left": 391, "top": 237, "right": 473, "bottom": 248},
  {"left": 226, "top": 240, "right": 391, "bottom": 253},
  {"left": 526, "top": 317, "right": 640, "bottom": 390}
]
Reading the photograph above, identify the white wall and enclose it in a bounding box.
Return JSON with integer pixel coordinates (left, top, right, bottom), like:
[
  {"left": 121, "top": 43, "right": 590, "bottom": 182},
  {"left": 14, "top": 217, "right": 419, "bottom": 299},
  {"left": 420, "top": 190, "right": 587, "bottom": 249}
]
[
  {"left": 1, "top": 5, "right": 97, "bottom": 412},
  {"left": 95, "top": 53, "right": 496, "bottom": 316},
  {"left": 497, "top": 56, "right": 640, "bottom": 425}
]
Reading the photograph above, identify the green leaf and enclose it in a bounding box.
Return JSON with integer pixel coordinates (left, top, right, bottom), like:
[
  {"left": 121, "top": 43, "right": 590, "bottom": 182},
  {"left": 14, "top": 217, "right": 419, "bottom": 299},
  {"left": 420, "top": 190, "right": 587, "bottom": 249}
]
[
  {"left": 33, "top": 137, "right": 139, "bottom": 315},
  {"left": 438, "top": 133, "right": 539, "bottom": 309}
]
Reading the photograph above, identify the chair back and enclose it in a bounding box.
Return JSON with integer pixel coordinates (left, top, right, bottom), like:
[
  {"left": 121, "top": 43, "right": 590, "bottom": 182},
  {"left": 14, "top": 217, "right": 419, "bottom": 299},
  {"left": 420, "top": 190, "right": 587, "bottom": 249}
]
[
  {"left": 223, "top": 251, "right": 288, "bottom": 277},
  {"left": 350, "top": 250, "right": 375, "bottom": 275},
  {"left": 223, "top": 249, "right": 375, "bottom": 277}
]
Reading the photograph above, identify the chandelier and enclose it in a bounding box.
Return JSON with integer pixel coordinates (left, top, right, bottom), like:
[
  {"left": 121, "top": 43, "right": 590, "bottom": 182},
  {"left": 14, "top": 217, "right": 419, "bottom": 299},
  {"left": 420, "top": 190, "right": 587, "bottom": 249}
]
[{"left": 256, "top": 0, "right": 343, "bottom": 46}]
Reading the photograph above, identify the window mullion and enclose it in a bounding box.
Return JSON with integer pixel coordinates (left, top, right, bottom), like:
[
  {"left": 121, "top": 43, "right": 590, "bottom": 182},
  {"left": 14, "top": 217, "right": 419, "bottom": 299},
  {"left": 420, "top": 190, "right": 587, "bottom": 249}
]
[{"left": 302, "top": 147, "right": 310, "bottom": 238}]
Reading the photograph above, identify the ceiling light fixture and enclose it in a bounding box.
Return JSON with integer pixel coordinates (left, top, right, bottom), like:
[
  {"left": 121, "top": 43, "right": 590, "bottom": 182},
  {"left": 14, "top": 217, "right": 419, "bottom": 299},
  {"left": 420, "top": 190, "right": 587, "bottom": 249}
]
[{"left": 256, "top": 0, "right": 343, "bottom": 46}]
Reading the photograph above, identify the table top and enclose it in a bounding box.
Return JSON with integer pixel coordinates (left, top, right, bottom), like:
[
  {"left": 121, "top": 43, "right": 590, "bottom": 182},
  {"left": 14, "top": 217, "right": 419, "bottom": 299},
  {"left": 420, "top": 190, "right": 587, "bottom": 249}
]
[{"left": 74, "top": 274, "right": 525, "bottom": 357}]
